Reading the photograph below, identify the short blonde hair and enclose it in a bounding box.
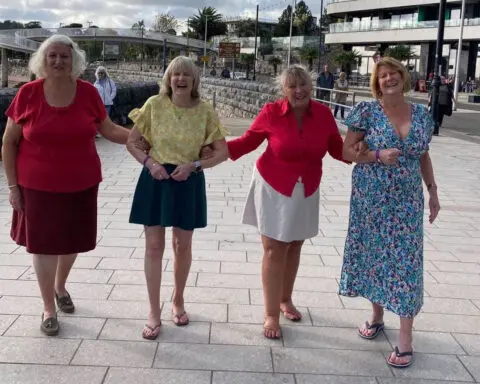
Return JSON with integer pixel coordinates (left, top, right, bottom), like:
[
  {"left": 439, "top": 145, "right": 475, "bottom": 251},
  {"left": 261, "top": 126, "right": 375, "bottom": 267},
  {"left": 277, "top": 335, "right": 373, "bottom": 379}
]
[
  {"left": 160, "top": 56, "right": 200, "bottom": 100},
  {"left": 370, "top": 56, "right": 411, "bottom": 99},
  {"left": 277, "top": 64, "right": 313, "bottom": 94},
  {"left": 28, "top": 34, "right": 87, "bottom": 79},
  {"left": 339, "top": 72, "right": 346, "bottom": 79}
]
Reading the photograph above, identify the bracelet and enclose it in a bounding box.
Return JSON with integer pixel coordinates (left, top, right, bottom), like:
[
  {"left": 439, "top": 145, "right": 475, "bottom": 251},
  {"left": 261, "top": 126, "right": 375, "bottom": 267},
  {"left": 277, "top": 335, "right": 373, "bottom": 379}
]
[
  {"left": 143, "top": 155, "right": 151, "bottom": 166},
  {"left": 375, "top": 149, "right": 381, "bottom": 163},
  {"left": 8, "top": 185, "right": 18, "bottom": 189},
  {"left": 427, "top": 183, "right": 437, "bottom": 191}
]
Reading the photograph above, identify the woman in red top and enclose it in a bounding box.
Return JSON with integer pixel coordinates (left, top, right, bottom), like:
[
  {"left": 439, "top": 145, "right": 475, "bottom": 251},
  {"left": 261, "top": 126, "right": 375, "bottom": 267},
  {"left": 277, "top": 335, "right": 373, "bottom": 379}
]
[
  {"left": 225, "top": 65, "right": 347, "bottom": 338},
  {"left": 2, "top": 35, "right": 129, "bottom": 336}
]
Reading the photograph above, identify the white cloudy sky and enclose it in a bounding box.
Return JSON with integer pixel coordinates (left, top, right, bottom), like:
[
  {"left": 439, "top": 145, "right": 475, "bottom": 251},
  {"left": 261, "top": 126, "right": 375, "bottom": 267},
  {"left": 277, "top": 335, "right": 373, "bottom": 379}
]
[{"left": 0, "top": 0, "right": 327, "bottom": 31}]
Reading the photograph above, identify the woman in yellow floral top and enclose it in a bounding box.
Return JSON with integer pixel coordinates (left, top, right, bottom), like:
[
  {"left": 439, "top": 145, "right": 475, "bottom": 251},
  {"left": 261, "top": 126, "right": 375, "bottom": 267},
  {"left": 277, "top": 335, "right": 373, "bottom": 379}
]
[{"left": 126, "top": 56, "right": 228, "bottom": 340}]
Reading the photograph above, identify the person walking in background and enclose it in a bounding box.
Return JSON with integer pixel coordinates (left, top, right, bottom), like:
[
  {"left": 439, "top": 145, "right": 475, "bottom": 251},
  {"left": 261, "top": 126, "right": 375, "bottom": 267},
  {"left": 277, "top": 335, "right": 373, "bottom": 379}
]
[
  {"left": 94, "top": 66, "right": 116, "bottom": 116},
  {"left": 2, "top": 35, "right": 130, "bottom": 336},
  {"left": 334, "top": 72, "right": 349, "bottom": 119},
  {"left": 126, "top": 56, "right": 228, "bottom": 340},
  {"left": 316, "top": 64, "right": 334, "bottom": 104},
  {"left": 339, "top": 57, "right": 440, "bottom": 368},
  {"left": 220, "top": 65, "right": 348, "bottom": 339}
]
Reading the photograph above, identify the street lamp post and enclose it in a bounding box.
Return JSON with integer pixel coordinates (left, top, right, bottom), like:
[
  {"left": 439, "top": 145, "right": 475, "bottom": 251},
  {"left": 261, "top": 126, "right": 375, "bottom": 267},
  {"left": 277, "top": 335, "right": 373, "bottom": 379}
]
[
  {"left": 203, "top": 15, "right": 209, "bottom": 76},
  {"left": 453, "top": 0, "right": 466, "bottom": 106},
  {"left": 431, "top": 0, "right": 447, "bottom": 135},
  {"left": 287, "top": 0, "right": 296, "bottom": 67},
  {"left": 317, "top": 0, "right": 324, "bottom": 73}
]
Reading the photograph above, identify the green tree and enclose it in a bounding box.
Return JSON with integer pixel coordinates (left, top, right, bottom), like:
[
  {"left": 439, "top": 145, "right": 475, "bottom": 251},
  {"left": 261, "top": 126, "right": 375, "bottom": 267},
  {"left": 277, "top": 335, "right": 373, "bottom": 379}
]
[
  {"left": 62, "top": 23, "right": 83, "bottom": 28},
  {"left": 24, "top": 21, "right": 42, "bottom": 29},
  {"left": 235, "top": 19, "right": 256, "bottom": 37},
  {"left": 384, "top": 45, "right": 414, "bottom": 62},
  {"left": 299, "top": 46, "right": 319, "bottom": 71},
  {"left": 275, "top": 5, "right": 297, "bottom": 37},
  {"left": 240, "top": 53, "right": 255, "bottom": 79},
  {"left": 189, "top": 7, "right": 227, "bottom": 40},
  {"left": 294, "top": 1, "right": 316, "bottom": 36},
  {"left": 258, "top": 42, "right": 273, "bottom": 59},
  {"left": 268, "top": 56, "right": 282, "bottom": 76},
  {"left": 0, "top": 20, "right": 24, "bottom": 29},
  {"left": 334, "top": 50, "right": 361, "bottom": 75},
  {"left": 152, "top": 13, "right": 179, "bottom": 34}
]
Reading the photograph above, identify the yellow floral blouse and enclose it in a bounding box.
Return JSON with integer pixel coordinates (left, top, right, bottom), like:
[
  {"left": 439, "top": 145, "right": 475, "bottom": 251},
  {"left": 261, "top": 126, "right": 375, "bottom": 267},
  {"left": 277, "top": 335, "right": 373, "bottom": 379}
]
[{"left": 128, "top": 95, "right": 228, "bottom": 164}]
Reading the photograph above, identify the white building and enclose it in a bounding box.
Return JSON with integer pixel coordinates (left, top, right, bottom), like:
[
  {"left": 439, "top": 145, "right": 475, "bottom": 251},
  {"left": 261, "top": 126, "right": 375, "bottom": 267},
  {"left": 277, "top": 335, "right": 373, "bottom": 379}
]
[{"left": 325, "top": 0, "right": 480, "bottom": 80}]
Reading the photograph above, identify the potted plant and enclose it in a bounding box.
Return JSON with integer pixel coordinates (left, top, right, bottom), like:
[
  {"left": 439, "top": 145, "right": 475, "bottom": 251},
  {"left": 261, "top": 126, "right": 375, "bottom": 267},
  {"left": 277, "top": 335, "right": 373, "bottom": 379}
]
[{"left": 468, "top": 88, "right": 480, "bottom": 103}]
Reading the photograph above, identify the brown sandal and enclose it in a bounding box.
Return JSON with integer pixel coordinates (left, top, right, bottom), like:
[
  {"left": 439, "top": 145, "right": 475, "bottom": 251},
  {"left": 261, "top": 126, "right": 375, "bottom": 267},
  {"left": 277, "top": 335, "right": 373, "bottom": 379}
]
[
  {"left": 172, "top": 311, "right": 189, "bottom": 326},
  {"left": 142, "top": 323, "right": 161, "bottom": 340}
]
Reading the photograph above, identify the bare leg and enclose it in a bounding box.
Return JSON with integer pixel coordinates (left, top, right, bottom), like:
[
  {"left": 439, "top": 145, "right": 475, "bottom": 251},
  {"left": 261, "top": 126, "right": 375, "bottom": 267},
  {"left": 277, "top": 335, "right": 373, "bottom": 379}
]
[
  {"left": 388, "top": 317, "right": 414, "bottom": 365},
  {"left": 143, "top": 226, "right": 165, "bottom": 335},
  {"left": 261, "top": 235, "right": 289, "bottom": 338},
  {"left": 33, "top": 254, "right": 58, "bottom": 319},
  {"left": 172, "top": 227, "right": 193, "bottom": 325},
  {"left": 55, "top": 253, "right": 77, "bottom": 296},
  {"left": 280, "top": 240, "right": 303, "bottom": 320},
  {"left": 359, "top": 302, "right": 384, "bottom": 337}
]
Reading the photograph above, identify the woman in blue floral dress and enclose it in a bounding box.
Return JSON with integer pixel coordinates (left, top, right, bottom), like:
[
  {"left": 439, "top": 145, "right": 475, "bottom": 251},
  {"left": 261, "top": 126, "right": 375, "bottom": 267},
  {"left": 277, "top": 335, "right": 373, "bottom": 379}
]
[{"left": 339, "top": 57, "right": 441, "bottom": 368}]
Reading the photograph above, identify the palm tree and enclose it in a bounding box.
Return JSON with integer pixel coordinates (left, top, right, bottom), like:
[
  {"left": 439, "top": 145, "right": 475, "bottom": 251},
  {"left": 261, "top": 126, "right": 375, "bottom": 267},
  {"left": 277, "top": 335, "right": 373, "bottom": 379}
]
[
  {"left": 384, "top": 45, "right": 414, "bottom": 62},
  {"left": 334, "top": 50, "right": 361, "bottom": 75},
  {"left": 189, "top": 7, "right": 227, "bottom": 41},
  {"left": 268, "top": 56, "right": 282, "bottom": 76},
  {"left": 131, "top": 20, "right": 146, "bottom": 70},
  {"left": 299, "top": 47, "right": 318, "bottom": 71}
]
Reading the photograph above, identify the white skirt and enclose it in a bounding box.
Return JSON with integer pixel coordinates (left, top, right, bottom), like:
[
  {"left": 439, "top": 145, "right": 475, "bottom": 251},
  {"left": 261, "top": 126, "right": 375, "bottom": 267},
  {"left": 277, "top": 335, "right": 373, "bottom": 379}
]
[{"left": 242, "top": 167, "right": 320, "bottom": 243}]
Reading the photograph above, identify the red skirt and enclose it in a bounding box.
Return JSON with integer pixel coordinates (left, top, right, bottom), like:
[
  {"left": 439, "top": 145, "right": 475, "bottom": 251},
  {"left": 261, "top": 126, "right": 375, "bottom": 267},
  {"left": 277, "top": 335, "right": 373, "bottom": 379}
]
[{"left": 11, "top": 185, "right": 99, "bottom": 255}]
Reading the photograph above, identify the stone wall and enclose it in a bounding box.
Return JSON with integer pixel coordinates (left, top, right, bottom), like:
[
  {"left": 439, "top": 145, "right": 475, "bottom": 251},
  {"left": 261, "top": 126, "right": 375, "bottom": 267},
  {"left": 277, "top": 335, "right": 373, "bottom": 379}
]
[{"left": 105, "top": 69, "right": 279, "bottom": 119}]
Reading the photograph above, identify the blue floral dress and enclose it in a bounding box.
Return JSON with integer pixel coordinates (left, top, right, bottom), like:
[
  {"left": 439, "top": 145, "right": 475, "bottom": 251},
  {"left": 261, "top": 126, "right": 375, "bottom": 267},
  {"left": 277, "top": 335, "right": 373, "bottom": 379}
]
[{"left": 339, "top": 101, "right": 435, "bottom": 318}]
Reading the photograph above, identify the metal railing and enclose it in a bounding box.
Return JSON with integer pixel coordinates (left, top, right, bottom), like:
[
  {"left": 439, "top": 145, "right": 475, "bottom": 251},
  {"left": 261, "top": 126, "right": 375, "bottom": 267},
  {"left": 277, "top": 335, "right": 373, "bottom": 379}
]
[
  {"left": 313, "top": 86, "right": 357, "bottom": 110},
  {"left": 330, "top": 17, "right": 480, "bottom": 33}
]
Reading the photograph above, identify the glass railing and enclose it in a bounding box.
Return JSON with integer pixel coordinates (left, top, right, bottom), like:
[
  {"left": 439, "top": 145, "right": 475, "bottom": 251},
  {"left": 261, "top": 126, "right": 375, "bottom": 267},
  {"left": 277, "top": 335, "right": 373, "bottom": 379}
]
[{"left": 330, "top": 17, "right": 480, "bottom": 33}]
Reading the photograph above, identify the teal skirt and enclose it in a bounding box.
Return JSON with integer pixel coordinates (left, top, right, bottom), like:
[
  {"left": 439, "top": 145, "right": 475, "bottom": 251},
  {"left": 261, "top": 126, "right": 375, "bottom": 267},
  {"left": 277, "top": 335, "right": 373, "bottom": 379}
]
[{"left": 129, "top": 164, "right": 207, "bottom": 230}]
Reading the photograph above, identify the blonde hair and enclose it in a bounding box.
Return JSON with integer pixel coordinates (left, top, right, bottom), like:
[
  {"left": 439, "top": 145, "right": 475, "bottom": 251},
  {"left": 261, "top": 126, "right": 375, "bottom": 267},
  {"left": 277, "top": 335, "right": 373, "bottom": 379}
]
[
  {"left": 370, "top": 56, "right": 411, "bottom": 99},
  {"left": 276, "top": 64, "right": 313, "bottom": 94},
  {"left": 160, "top": 56, "right": 200, "bottom": 99},
  {"left": 339, "top": 72, "right": 346, "bottom": 79},
  {"left": 28, "top": 34, "right": 87, "bottom": 79}
]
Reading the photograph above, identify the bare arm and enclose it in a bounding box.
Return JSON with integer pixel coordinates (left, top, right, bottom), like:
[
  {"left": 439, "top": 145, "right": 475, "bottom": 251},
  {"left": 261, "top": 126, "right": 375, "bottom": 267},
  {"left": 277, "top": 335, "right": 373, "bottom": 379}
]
[
  {"left": 126, "top": 126, "right": 151, "bottom": 166},
  {"left": 420, "top": 151, "right": 440, "bottom": 223},
  {"left": 2, "top": 117, "right": 22, "bottom": 186},
  {"left": 420, "top": 152, "right": 437, "bottom": 190},
  {"left": 343, "top": 130, "right": 376, "bottom": 163},
  {"left": 98, "top": 116, "right": 130, "bottom": 144},
  {"left": 198, "top": 139, "right": 229, "bottom": 169}
]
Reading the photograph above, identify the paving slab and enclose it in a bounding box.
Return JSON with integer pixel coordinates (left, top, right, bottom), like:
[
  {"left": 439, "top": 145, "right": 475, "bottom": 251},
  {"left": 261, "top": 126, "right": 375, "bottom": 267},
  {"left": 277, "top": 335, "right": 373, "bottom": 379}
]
[{"left": 0, "top": 132, "right": 479, "bottom": 381}]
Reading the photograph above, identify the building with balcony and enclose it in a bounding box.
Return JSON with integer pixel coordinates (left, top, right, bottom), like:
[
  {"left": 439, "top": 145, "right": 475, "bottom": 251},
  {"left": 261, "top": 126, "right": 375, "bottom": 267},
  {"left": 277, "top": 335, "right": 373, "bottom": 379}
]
[{"left": 325, "top": 0, "right": 480, "bottom": 81}]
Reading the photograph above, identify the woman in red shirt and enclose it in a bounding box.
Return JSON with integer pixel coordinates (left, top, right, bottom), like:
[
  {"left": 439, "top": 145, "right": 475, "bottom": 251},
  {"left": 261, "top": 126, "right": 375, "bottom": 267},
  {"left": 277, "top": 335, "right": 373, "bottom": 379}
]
[
  {"left": 2, "top": 35, "right": 129, "bottom": 336},
  {"left": 225, "top": 65, "right": 347, "bottom": 338}
]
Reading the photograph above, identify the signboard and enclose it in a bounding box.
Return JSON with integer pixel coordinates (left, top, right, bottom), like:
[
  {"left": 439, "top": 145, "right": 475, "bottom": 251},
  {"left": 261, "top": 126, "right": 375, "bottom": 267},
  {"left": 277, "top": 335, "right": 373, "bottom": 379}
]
[
  {"left": 103, "top": 41, "right": 120, "bottom": 56},
  {"left": 219, "top": 42, "right": 241, "bottom": 59},
  {"left": 200, "top": 56, "right": 209, "bottom": 63}
]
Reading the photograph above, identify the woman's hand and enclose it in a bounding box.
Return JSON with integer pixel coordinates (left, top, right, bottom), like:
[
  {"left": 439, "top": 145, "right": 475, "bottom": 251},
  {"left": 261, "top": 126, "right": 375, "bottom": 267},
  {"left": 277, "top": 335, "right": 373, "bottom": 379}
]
[
  {"left": 200, "top": 145, "right": 214, "bottom": 160},
  {"left": 428, "top": 188, "right": 440, "bottom": 224},
  {"left": 379, "top": 149, "right": 401, "bottom": 165},
  {"left": 135, "top": 137, "right": 151, "bottom": 154},
  {"left": 171, "top": 163, "right": 195, "bottom": 181},
  {"left": 354, "top": 141, "right": 369, "bottom": 156},
  {"left": 148, "top": 162, "right": 170, "bottom": 181},
  {"left": 9, "top": 187, "right": 23, "bottom": 212}
]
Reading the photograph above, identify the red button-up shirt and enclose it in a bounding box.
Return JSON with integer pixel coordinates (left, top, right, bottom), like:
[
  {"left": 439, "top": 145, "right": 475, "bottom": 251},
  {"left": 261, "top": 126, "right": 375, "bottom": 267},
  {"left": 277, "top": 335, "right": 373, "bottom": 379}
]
[{"left": 227, "top": 98, "right": 346, "bottom": 197}]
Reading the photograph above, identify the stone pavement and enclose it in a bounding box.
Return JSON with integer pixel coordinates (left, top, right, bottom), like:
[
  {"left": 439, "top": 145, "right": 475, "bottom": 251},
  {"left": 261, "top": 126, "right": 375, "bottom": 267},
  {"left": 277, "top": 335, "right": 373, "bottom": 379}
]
[{"left": 0, "top": 130, "right": 480, "bottom": 384}]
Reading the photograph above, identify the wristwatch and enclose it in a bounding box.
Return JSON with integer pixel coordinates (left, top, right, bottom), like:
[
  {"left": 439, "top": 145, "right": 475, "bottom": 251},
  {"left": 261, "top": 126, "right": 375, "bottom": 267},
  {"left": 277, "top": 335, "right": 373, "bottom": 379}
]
[{"left": 194, "top": 160, "right": 202, "bottom": 172}]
